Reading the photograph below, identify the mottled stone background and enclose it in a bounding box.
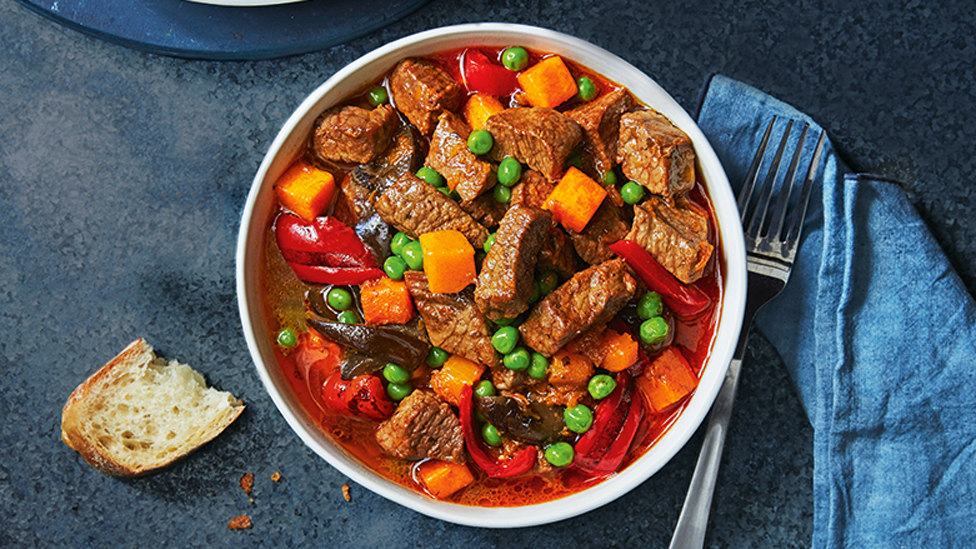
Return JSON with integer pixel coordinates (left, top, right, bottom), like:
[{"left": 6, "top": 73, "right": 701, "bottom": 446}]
[{"left": 1, "top": 0, "right": 973, "bottom": 547}]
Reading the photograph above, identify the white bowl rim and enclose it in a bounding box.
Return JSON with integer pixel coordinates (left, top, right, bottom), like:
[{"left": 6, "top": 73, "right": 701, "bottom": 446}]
[{"left": 237, "top": 22, "right": 747, "bottom": 528}]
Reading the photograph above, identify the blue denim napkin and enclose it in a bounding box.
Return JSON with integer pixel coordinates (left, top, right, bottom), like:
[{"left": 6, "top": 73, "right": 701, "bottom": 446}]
[{"left": 696, "top": 74, "right": 976, "bottom": 548}]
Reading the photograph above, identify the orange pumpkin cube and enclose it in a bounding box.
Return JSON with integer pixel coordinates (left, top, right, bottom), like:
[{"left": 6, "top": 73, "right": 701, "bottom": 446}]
[
  {"left": 543, "top": 167, "right": 607, "bottom": 233},
  {"left": 430, "top": 354, "right": 485, "bottom": 407},
  {"left": 359, "top": 277, "right": 415, "bottom": 325},
  {"left": 417, "top": 460, "right": 474, "bottom": 499},
  {"left": 463, "top": 93, "right": 505, "bottom": 130},
  {"left": 636, "top": 347, "right": 699, "bottom": 413},
  {"left": 418, "top": 230, "right": 477, "bottom": 294},
  {"left": 598, "top": 330, "right": 640, "bottom": 372},
  {"left": 517, "top": 55, "right": 579, "bottom": 108},
  {"left": 274, "top": 159, "right": 337, "bottom": 221}
]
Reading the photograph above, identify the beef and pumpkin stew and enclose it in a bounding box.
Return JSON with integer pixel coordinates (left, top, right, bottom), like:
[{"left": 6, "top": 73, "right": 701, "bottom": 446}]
[{"left": 260, "top": 45, "right": 722, "bottom": 506}]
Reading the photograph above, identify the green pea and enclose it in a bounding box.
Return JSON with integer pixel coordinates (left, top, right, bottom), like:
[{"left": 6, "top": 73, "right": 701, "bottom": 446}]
[
  {"left": 474, "top": 380, "right": 496, "bottom": 398},
  {"left": 577, "top": 76, "right": 597, "bottom": 101},
  {"left": 640, "top": 317, "right": 670, "bottom": 345},
  {"left": 368, "top": 85, "right": 388, "bottom": 106},
  {"left": 603, "top": 169, "right": 618, "bottom": 187},
  {"left": 491, "top": 326, "right": 519, "bottom": 354},
  {"left": 337, "top": 310, "right": 358, "bottom": 324},
  {"left": 503, "top": 347, "right": 530, "bottom": 371},
  {"left": 386, "top": 382, "right": 412, "bottom": 401},
  {"left": 497, "top": 157, "right": 522, "bottom": 187},
  {"left": 501, "top": 46, "right": 529, "bottom": 72},
  {"left": 621, "top": 180, "right": 645, "bottom": 205},
  {"left": 383, "top": 363, "right": 410, "bottom": 384},
  {"left": 537, "top": 270, "right": 559, "bottom": 295},
  {"left": 467, "top": 129, "right": 494, "bottom": 155},
  {"left": 425, "top": 346, "right": 448, "bottom": 368},
  {"left": 327, "top": 287, "right": 353, "bottom": 311},
  {"left": 527, "top": 352, "right": 548, "bottom": 380},
  {"left": 493, "top": 183, "right": 512, "bottom": 204},
  {"left": 483, "top": 233, "right": 496, "bottom": 254},
  {"left": 564, "top": 404, "right": 594, "bottom": 433},
  {"left": 401, "top": 240, "right": 424, "bottom": 270},
  {"left": 588, "top": 374, "right": 617, "bottom": 400},
  {"left": 383, "top": 255, "right": 407, "bottom": 280},
  {"left": 528, "top": 280, "right": 541, "bottom": 304},
  {"left": 637, "top": 291, "right": 664, "bottom": 319},
  {"left": 276, "top": 328, "right": 298, "bottom": 348},
  {"left": 493, "top": 315, "right": 520, "bottom": 327},
  {"left": 544, "top": 442, "right": 574, "bottom": 467},
  {"left": 482, "top": 423, "right": 503, "bottom": 447},
  {"left": 390, "top": 231, "right": 413, "bottom": 257},
  {"left": 417, "top": 166, "right": 446, "bottom": 188}
]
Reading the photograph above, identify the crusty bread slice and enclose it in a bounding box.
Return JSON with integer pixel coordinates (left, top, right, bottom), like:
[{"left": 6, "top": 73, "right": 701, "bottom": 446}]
[{"left": 61, "top": 338, "right": 245, "bottom": 477}]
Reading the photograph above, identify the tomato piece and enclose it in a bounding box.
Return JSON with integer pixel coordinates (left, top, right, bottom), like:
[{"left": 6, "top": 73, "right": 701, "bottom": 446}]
[
  {"left": 461, "top": 49, "right": 519, "bottom": 97},
  {"left": 344, "top": 374, "right": 394, "bottom": 421}
]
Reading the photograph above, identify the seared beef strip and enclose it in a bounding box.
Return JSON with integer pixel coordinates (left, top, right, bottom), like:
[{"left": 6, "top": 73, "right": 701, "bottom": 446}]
[
  {"left": 624, "top": 196, "right": 713, "bottom": 284},
  {"left": 486, "top": 108, "right": 582, "bottom": 181},
  {"left": 375, "top": 390, "right": 466, "bottom": 463},
  {"left": 426, "top": 112, "right": 497, "bottom": 204},
  {"left": 510, "top": 170, "right": 555, "bottom": 210},
  {"left": 404, "top": 271, "right": 499, "bottom": 367},
  {"left": 570, "top": 201, "right": 630, "bottom": 265},
  {"left": 460, "top": 192, "right": 508, "bottom": 230},
  {"left": 475, "top": 206, "right": 553, "bottom": 321},
  {"left": 374, "top": 171, "right": 489, "bottom": 249},
  {"left": 565, "top": 88, "right": 634, "bottom": 175},
  {"left": 389, "top": 58, "right": 464, "bottom": 135},
  {"left": 312, "top": 104, "right": 398, "bottom": 164},
  {"left": 537, "top": 223, "right": 580, "bottom": 280},
  {"left": 616, "top": 109, "right": 696, "bottom": 199},
  {"left": 519, "top": 259, "right": 637, "bottom": 356}
]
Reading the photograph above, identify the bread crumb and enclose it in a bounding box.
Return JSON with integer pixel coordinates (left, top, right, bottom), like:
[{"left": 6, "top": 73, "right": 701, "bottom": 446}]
[
  {"left": 342, "top": 484, "right": 351, "bottom": 502},
  {"left": 239, "top": 472, "right": 254, "bottom": 495},
  {"left": 228, "top": 515, "right": 252, "bottom": 530},
  {"left": 271, "top": 471, "right": 282, "bottom": 482}
]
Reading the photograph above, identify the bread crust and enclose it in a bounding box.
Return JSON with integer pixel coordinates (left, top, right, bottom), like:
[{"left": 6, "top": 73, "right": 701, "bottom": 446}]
[{"left": 60, "top": 338, "right": 245, "bottom": 477}]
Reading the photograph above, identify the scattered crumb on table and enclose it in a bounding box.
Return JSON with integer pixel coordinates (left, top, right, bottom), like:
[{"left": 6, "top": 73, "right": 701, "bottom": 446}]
[
  {"left": 342, "top": 484, "right": 351, "bottom": 502},
  {"left": 228, "top": 515, "right": 252, "bottom": 530},
  {"left": 271, "top": 471, "right": 282, "bottom": 482},
  {"left": 239, "top": 472, "right": 255, "bottom": 495}
]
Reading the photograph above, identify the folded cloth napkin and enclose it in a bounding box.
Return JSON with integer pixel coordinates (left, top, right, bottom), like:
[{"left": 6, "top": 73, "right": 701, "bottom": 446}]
[{"left": 695, "top": 74, "right": 976, "bottom": 548}]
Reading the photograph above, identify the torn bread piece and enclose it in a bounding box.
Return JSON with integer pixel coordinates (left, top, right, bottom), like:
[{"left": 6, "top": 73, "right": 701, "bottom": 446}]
[{"left": 61, "top": 338, "right": 244, "bottom": 477}]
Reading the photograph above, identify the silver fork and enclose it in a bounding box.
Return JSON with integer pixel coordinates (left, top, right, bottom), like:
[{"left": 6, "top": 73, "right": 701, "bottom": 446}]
[{"left": 668, "top": 117, "right": 827, "bottom": 549}]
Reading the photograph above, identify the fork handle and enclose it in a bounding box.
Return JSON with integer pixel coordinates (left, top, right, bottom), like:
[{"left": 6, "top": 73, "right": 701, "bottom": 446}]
[{"left": 668, "top": 355, "right": 744, "bottom": 549}]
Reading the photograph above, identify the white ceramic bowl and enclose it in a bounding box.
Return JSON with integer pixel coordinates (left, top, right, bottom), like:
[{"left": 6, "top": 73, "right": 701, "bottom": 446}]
[{"left": 237, "top": 23, "right": 746, "bottom": 528}]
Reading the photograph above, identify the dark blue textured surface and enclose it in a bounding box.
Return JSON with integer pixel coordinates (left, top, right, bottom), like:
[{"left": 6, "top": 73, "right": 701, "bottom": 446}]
[
  {"left": 2, "top": 0, "right": 974, "bottom": 547},
  {"left": 14, "top": 0, "right": 431, "bottom": 60}
]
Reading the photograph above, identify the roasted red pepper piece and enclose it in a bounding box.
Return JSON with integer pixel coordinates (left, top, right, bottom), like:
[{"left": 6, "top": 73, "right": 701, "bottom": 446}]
[
  {"left": 461, "top": 49, "right": 519, "bottom": 97},
  {"left": 274, "top": 214, "right": 384, "bottom": 285},
  {"left": 609, "top": 239, "right": 711, "bottom": 318},
  {"left": 459, "top": 385, "right": 536, "bottom": 478},
  {"left": 572, "top": 370, "right": 642, "bottom": 475},
  {"left": 320, "top": 371, "right": 393, "bottom": 421}
]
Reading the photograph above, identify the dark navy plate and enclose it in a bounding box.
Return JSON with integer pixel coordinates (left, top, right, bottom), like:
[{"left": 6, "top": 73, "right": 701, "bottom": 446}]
[{"left": 15, "top": 0, "right": 431, "bottom": 60}]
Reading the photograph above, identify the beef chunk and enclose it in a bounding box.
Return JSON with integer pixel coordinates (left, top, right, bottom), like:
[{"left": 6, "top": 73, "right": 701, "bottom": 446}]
[
  {"left": 510, "top": 170, "right": 556, "bottom": 209},
  {"left": 375, "top": 390, "right": 465, "bottom": 463},
  {"left": 475, "top": 206, "right": 552, "bottom": 321},
  {"left": 389, "top": 58, "right": 464, "bottom": 135},
  {"left": 486, "top": 108, "right": 582, "bottom": 181},
  {"left": 404, "top": 271, "right": 499, "bottom": 367},
  {"left": 616, "top": 109, "right": 696, "bottom": 199},
  {"left": 537, "top": 224, "right": 579, "bottom": 280},
  {"left": 625, "top": 196, "right": 713, "bottom": 284},
  {"left": 312, "top": 104, "right": 398, "bottom": 164},
  {"left": 374, "top": 171, "right": 489, "bottom": 249},
  {"left": 460, "top": 192, "right": 508, "bottom": 230},
  {"left": 519, "top": 259, "right": 637, "bottom": 356},
  {"left": 426, "top": 112, "right": 496, "bottom": 204},
  {"left": 565, "top": 88, "right": 634, "bottom": 175},
  {"left": 570, "top": 201, "right": 630, "bottom": 265}
]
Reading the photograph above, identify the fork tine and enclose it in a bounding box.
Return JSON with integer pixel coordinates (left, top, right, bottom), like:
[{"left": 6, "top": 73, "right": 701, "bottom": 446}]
[
  {"left": 784, "top": 128, "right": 827, "bottom": 251},
  {"left": 737, "top": 117, "right": 777, "bottom": 220},
  {"left": 767, "top": 124, "right": 809, "bottom": 241},
  {"left": 746, "top": 120, "right": 794, "bottom": 236}
]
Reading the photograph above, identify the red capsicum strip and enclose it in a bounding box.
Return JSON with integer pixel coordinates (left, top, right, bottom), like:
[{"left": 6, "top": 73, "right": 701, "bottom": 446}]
[
  {"left": 462, "top": 49, "right": 519, "bottom": 96},
  {"left": 573, "top": 370, "right": 642, "bottom": 475},
  {"left": 274, "top": 214, "right": 384, "bottom": 285},
  {"left": 609, "top": 239, "right": 711, "bottom": 318},
  {"left": 459, "top": 385, "right": 536, "bottom": 478}
]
